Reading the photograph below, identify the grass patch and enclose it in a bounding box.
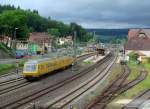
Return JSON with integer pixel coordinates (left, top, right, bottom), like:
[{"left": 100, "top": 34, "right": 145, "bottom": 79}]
[
  {"left": 112, "top": 60, "right": 150, "bottom": 98},
  {"left": 0, "top": 64, "right": 15, "bottom": 74},
  {"left": 0, "top": 58, "right": 28, "bottom": 75},
  {"left": 124, "top": 61, "right": 150, "bottom": 97},
  {"left": 0, "top": 64, "right": 15, "bottom": 70},
  {"left": 127, "top": 68, "right": 139, "bottom": 81},
  {"left": 83, "top": 60, "right": 93, "bottom": 64},
  {"left": 0, "top": 55, "right": 48, "bottom": 75}
]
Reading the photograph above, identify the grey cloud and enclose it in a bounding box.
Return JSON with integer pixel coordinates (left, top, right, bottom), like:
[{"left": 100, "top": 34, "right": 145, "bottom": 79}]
[{"left": 1, "top": 0, "right": 150, "bottom": 28}]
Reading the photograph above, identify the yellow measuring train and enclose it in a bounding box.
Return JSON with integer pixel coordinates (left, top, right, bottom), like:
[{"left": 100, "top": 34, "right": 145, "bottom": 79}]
[{"left": 23, "top": 56, "right": 75, "bottom": 80}]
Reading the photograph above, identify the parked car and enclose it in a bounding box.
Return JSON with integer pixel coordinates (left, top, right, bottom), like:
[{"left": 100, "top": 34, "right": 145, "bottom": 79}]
[
  {"left": 15, "top": 52, "right": 24, "bottom": 59},
  {"left": 15, "top": 50, "right": 28, "bottom": 59},
  {"left": 24, "top": 55, "right": 32, "bottom": 59}
]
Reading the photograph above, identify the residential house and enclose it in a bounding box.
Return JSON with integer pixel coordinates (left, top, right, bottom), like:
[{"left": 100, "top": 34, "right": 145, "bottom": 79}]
[
  {"left": 58, "top": 36, "right": 73, "bottom": 45},
  {"left": 125, "top": 29, "right": 150, "bottom": 63},
  {"left": 29, "top": 32, "right": 52, "bottom": 53}
]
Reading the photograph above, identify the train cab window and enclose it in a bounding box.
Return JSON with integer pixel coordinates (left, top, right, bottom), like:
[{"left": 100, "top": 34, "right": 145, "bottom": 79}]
[{"left": 24, "top": 64, "right": 36, "bottom": 72}]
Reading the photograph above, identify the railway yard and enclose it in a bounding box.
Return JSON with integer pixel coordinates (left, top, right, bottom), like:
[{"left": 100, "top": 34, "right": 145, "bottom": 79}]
[
  {"left": 0, "top": 51, "right": 149, "bottom": 109},
  {"left": 1, "top": 1, "right": 150, "bottom": 109}
]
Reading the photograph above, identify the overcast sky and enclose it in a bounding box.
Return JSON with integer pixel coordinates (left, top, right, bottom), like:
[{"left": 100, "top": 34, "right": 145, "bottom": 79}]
[{"left": 0, "top": 0, "right": 150, "bottom": 29}]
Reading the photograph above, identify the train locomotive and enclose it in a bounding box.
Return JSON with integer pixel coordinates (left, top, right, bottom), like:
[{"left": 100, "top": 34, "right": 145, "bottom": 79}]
[{"left": 23, "top": 56, "right": 75, "bottom": 80}]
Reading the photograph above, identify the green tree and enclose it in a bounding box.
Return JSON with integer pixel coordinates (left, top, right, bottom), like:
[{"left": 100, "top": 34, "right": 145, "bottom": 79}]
[
  {"left": 56, "top": 21, "right": 70, "bottom": 37},
  {"left": 47, "top": 28, "right": 60, "bottom": 37},
  {"left": 0, "top": 4, "right": 16, "bottom": 13},
  {"left": 110, "top": 37, "right": 117, "bottom": 44},
  {"left": 69, "top": 22, "right": 87, "bottom": 42},
  {"left": 0, "top": 4, "right": 92, "bottom": 43},
  {"left": 0, "top": 10, "right": 29, "bottom": 39},
  {"left": 82, "top": 32, "right": 94, "bottom": 42},
  {"left": 47, "top": 28, "right": 61, "bottom": 48}
]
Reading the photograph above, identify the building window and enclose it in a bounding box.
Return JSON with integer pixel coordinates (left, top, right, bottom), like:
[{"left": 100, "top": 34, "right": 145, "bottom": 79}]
[{"left": 139, "top": 33, "right": 146, "bottom": 38}]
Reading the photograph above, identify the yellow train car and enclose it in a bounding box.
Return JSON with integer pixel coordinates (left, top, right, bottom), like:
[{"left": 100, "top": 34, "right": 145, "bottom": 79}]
[{"left": 23, "top": 56, "right": 75, "bottom": 80}]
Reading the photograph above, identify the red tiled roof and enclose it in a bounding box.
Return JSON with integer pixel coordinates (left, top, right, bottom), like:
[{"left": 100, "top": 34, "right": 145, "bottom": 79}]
[
  {"left": 29, "top": 32, "right": 52, "bottom": 43},
  {"left": 128, "top": 29, "right": 150, "bottom": 40},
  {"left": 125, "top": 36, "right": 150, "bottom": 50}
]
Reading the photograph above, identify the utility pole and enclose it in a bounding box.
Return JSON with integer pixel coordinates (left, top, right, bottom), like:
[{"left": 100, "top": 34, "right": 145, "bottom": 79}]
[
  {"left": 72, "top": 31, "right": 77, "bottom": 70},
  {"left": 93, "top": 31, "right": 96, "bottom": 53},
  {"left": 73, "top": 31, "right": 77, "bottom": 59}
]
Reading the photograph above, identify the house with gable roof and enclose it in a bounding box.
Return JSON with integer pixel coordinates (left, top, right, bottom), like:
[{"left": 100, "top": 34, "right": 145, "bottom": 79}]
[
  {"left": 125, "top": 29, "right": 150, "bottom": 62},
  {"left": 28, "top": 32, "right": 53, "bottom": 53}
]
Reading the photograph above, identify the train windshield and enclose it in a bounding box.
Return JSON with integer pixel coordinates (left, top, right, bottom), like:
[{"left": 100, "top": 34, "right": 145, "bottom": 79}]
[{"left": 24, "top": 64, "right": 36, "bottom": 72}]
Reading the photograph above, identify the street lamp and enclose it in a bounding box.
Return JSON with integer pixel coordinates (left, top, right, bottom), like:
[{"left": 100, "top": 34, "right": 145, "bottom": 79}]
[
  {"left": 14, "top": 28, "right": 18, "bottom": 40},
  {"left": 14, "top": 27, "right": 18, "bottom": 50}
]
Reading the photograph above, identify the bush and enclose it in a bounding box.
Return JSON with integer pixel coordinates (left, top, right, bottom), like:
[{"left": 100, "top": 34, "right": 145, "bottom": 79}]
[
  {"left": 128, "top": 52, "right": 139, "bottom": 61},
  {"left": 147, "top": 57, "right": 150, "bottom": 63}
]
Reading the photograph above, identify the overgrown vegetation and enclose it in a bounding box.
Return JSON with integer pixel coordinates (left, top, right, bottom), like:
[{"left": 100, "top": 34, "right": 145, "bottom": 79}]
[{"left": 0, "top": 42, "right": 14, "bottom": 57}]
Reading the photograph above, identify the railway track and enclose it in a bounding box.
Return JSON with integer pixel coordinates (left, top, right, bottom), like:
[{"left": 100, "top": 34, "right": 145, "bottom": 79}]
[
  {"left": 0, "top": 80, "right": 29, "bottom": 95},
  {"left": 0, "top": 69, "right": 23, "bottom": 86},
  {"left": 85, "top": 65, "right": 131, "bottom": 109},
  {"left": 0, "top": 68, "right": 22, "bottom": 79},
  {"left": 0, "top": 72, "right": 16, "bottom": 78},
  {"left": 0, "top": 69, "right": 22, "bottom": 78},
  {"left": 0, "top": 53, "right": 113, "bottom": 109},
  {"left": 122, "top": 70, "right": 148, "bottom": 109},
  {"left": 122, "top": 90, "right": 150, "bottom": 109},
  {"left": 40, "top": 53, "right": 116, "bottom": 109},
  {"left": 0, "top": 77, "right": 24, "bottom": 86},
  {"left": 120, "top": 70, "right": 147, "bottom": 94},
  {"left": 85, "top": 67, "right": 147, "bottom": 109},
  {"left": 0, "top": 53, "right": 94, "bottom": 96},
  {"left": 0, "top": 76, "right": 28, "bottom": 96}
]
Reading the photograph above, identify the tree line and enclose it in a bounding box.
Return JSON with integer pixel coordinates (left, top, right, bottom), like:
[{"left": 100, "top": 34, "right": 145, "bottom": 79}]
[{"left": 0, "top": 4, "right": 93, "bottom": 42}]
